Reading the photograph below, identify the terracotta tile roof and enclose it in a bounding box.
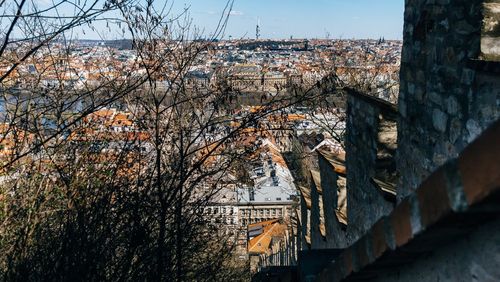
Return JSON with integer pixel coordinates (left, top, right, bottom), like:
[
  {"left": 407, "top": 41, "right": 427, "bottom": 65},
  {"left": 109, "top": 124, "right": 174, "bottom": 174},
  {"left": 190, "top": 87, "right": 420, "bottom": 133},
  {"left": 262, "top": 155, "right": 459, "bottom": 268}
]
[
  {"left": 263, "top": 142, "right": 289, "bottom": 169},
  {"left": 248, "top": 219, "right": 287, "bottom": 255}
]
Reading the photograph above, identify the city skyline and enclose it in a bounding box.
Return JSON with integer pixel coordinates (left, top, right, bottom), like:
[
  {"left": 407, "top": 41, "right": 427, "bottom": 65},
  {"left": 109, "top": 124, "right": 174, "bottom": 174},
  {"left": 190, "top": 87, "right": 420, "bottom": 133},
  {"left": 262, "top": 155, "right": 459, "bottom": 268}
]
[
  {"left": 31, "top": 0, "right": 405, "bottom": 41},
  {"left": 185, "top": 0, "right": 404, "bottom": 40}
]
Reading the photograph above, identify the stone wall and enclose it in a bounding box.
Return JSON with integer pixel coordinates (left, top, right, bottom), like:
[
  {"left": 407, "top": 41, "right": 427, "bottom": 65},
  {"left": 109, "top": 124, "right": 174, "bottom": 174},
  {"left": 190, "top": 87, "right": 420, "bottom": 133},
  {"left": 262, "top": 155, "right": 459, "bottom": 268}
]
[
  {"left": 397, "top": 0, "right": 500, "bottom": 201},
  {"left": 314, "top": 120, "right": 500, "bottom": 282},
  {"left": 345, "top": 90, "right": 397, "bottom": 243}
]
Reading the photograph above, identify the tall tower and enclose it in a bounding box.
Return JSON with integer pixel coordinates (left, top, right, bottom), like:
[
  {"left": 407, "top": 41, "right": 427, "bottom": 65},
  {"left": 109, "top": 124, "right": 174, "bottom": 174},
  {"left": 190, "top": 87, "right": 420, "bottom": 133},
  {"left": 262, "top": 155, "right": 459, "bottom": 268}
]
[{"left": 256, "top": 19, "right": 261, "bottom": 40}]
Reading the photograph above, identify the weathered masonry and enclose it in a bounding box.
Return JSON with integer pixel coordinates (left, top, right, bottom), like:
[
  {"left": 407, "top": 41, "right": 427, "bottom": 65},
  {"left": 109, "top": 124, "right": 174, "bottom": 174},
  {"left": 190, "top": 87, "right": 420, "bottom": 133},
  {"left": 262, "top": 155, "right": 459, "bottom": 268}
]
[
  {"left": 290, "top": 0, "right": 500, "bottom": 281},
  {"left": 397, "top": 0, "right": 500, "bottom": 200}
]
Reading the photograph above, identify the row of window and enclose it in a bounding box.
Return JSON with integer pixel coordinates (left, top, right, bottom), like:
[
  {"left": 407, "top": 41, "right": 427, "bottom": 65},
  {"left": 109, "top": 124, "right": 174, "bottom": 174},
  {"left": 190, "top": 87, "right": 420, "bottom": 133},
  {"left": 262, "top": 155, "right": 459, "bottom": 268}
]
[
  {"left": 210, "top": 217, "right": 236, "bottom": 225},
  {"left": 241, "top": 217, "right": 279, "bottom": 226},
  {"left": 204, "top": 207, "right": 235, "bottom": 215},
  {"left": 239, "top": 208, "right": 284, "bottom": 217}
]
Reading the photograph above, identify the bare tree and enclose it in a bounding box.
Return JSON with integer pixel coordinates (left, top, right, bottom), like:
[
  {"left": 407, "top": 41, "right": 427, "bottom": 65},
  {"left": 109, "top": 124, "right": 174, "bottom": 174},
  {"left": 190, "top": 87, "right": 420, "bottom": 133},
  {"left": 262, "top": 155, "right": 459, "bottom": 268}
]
[
  {"left": 0, "top": 1, "right": 339, "bottom": 281},
  {"left": 0, "top": 0, "right": 248, "bottom": 280}
]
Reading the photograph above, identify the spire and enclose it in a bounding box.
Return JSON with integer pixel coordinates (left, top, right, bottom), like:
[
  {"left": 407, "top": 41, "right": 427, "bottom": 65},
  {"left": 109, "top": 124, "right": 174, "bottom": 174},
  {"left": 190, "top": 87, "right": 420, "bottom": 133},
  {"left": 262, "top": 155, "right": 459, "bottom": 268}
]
[{"left": 256, "top": 18, "right": 261, "bottom": 40}]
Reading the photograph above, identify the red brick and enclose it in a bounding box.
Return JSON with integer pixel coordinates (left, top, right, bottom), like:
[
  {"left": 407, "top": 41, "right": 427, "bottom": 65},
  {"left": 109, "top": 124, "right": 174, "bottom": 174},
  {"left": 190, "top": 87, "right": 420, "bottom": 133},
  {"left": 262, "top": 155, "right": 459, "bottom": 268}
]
[
  {"left": 330, "top": 259, "right": 345, "bottom": 282},
  {"left": 416, "top": 168, "right": 451, "bottom": 227},
  {"left": 390, "top": 199, "right": 413, "bottom": 247},
  {"left": 371, "top": 218, "right": 390, "bottom": 258},
  {"left": 355, "top": 238, "right": 370, "bottom": 269},
  {"left": 342, "top": 248, "right": 353, "bottom": 277},
  {"left": 458, "top": 120, "right": 500, "bottom": 206}
]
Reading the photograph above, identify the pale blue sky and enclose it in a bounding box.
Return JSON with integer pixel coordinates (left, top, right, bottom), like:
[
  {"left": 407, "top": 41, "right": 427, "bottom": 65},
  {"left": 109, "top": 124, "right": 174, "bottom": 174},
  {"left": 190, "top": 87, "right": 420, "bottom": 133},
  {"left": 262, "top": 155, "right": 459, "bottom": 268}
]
[
  {"left": 179, "top": 0, "right": 405, "bottom": 40},
  {"left": 28, "top": 0, "right": 404, "bottom": 40}
]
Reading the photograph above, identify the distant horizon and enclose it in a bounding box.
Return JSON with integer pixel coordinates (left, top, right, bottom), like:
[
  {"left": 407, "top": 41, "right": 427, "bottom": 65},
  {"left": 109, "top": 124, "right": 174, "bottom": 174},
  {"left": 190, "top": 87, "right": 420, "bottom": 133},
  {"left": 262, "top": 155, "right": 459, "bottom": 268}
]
[
  {"left": 29, "top": 0, "right": 404, "bottom": 41},
  {"left": 58, "top": 37, "right": 404, "bottom": 42},
  {"left": 164, "top": 0, "right": 405, "bottom": 40}
]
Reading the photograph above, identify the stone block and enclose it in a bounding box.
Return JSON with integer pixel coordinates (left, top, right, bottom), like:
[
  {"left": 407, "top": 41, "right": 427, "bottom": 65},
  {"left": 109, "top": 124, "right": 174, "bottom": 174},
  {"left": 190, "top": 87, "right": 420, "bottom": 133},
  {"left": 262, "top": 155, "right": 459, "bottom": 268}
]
[
  {"left": 449, "top": 118, "right": 462, "bottom": 143},
  {"left": 432, "top": 108, "right": 448, "bottom": 132},
  {"left": 428, "top": 91, "right": 442, "bottom": 105},
  {"left": 442, "top": 159, "right": 468, "bottom": 212},
  {"left": 460, "top": 68, "right": 475, "bottom": 85},
  {"left": 466, "top": 119, "right": 482, "bottom": 143},
  {"left": 432, "top": 152, "right": 448, "bottom": 167},
  {"left": 438, "top": 19, "right": 450, "bottom": 32},
  {"left": 415, "top": 86, "right": 425, "bottom": 102},
  {"left": 436, "top": 0, "right": 450, "bottom": 7},
  {"left": 408, "top": 193, "right": 423, "bottom": 236},
  {"left": 456, "top": 20, "right": 475, "bottom": 35},
  {"left": 416, "top": 69, "right": 426, "bottom": 83},
  {"left": 446, "top": 96, "right": 460, "bottom": 115},
  {"left": 399, "top": 101, "right": 407, "bottom": 118},
  {"left": 445, "top": 47, "right": 456, "bottom": 63},
  {"left": 407, "top": 83, "right": 416, "bottom": 96}
]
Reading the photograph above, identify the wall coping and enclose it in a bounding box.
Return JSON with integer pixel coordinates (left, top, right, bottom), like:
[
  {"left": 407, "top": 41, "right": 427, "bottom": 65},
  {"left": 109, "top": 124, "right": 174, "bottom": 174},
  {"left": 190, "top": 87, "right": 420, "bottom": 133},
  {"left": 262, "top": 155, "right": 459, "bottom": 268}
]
[
  {"left": 467, "top": 59, "right": 500, "bottom": 74},
  {"left": 316, "top": 119, "right": 500, "bottom": 282},
  {"left": 345, "top": 88, "right": 398, "bottom": 119}
]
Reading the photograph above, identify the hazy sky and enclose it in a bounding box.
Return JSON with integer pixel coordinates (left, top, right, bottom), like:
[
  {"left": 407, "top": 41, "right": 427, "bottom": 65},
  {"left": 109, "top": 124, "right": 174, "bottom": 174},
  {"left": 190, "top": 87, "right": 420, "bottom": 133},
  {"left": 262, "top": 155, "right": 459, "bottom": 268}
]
[
  {"left": 179, "top": 0, "right": 405, "bottom": 40},
  {"left": 28, "top": 0, "right": 404, "bottom": 40}
]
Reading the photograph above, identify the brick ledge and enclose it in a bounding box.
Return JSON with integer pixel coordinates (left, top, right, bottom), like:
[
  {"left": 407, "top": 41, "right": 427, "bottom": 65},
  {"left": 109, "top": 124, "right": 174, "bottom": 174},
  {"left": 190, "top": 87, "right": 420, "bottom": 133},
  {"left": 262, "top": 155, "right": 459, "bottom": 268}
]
[{"left": 316, "top": 119, "right": 500, "bottom": 282}]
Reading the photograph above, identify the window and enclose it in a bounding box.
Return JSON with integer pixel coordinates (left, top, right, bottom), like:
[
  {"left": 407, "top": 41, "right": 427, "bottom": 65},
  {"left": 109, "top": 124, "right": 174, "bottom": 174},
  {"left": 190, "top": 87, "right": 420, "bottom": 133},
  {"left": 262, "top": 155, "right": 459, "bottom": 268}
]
[
  {"left": 481, "top": 1, "right": 500, "bottom": 61},
  {"left": 276, "top": 197, "right": 281, "bottom": 201},
  {"left": 265, "top": 197, "right": 271, "bottom": 201}
]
